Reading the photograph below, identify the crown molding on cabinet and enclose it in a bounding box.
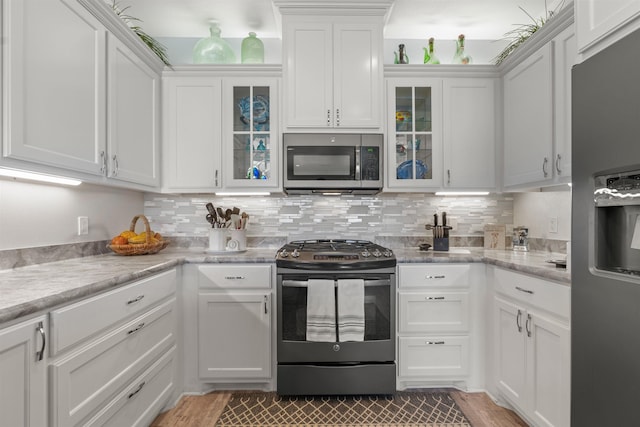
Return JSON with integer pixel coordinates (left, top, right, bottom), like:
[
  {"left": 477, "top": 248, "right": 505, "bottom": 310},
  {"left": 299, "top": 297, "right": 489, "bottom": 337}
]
[{"left": 273, "top": 0, "right": 393, "bottom": 16}]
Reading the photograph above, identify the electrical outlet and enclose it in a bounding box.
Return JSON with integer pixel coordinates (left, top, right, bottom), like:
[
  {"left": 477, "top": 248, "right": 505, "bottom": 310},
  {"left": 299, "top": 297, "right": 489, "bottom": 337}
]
[
  {"left": 77, "top": 216, "right": 89, "bottom": 236},
  {"left": 548, "top": 217, "right": 558, "bottom": 233}
]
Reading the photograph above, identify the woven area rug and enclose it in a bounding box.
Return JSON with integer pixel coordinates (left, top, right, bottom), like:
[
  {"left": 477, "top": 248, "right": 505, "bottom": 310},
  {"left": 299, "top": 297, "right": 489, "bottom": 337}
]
[{"left": 214, "top": 391, "right": 472, "bottom": 427}]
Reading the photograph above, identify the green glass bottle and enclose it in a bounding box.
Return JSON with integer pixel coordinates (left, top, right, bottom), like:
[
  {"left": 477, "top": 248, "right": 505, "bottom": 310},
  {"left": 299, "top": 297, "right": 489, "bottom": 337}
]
[
  {"left": 241, "top": 32, "right": 264, "bottom": 64},
  {"left": 423, "top": 38, "right": 440, "bottom": 64},
  {"left": 452, "top": 34, "right": 472, "bottom": 64},
  {"left": 193, "top": 23, "right": 236, "bottom": 64}
]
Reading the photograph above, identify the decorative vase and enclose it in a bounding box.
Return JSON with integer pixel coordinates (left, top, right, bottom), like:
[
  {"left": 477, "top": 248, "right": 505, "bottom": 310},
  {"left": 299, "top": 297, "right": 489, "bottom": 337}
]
[
  {"left": 394, "top": 44, "right": 409, "bottom": 64},
  {"left": 452, "top": 34, "right": 472, "bottom": 64},
  {"left": 423, "top": 38, "right": 440, "bottom": 64},
  {"left": 241, "top": 32, "right": 264, "bottom": 64},
  {"left": 193, "top": 23, "right": 236, "bottom": 64}
]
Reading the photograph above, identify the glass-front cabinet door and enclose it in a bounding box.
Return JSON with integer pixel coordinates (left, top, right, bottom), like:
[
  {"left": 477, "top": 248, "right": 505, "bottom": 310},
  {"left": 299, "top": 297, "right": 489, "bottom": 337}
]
[
  {"left": 386, "top": 78, "right": 442, "bottom": 189},
  {"left": 223, "top": 78, "right": 279, "bottom": 189}
]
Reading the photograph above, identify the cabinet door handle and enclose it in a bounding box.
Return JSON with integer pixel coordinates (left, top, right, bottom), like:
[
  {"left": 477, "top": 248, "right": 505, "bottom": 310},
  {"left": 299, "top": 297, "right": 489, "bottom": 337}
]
[
  {"left": 112, "top": 154, "right": 119, "bottom": 176},
  {"left": 264, "top": 295, "right": 268, "bottom": 314},
  {"left": 426, "top": 341, "right": 445, "bottom": 345},
  {"left": 336, "top": 108, "right": 340, "bottom": 126},
  {"left": 426, "top": 296, "right": 445, "bottom": 300},
  {"left": 214, "top": 169, "right": 219, "bottom": 187},
  {"left": 515, "top": 286, "right": 534, "bottom": 295},
  {"left": 100, "top": 151, "right": 107, "bottom": 175},
  {"left": 542, "top": 157, "right": 549, "bottom": 177},
  {"left": 555, "top": 154, "right": 562, "bottom": 174},
  {"left": 327, "top": 109, "right": 331, "bottom": 126},
  {"left": 447, "top": 169, "right": 451, "bottom": 184},
  {"left": 516, "top": 309, "right": 523, "bottom": 332},
  {"left": 35, "top": 321, "right": 46, "bottom": 362},
  {"left": 526, "top": 313, "right": 532, "bottom": 337},
  {"left": 127, "top": 322, "right": 145, "bottom": 335},
  {"left": 425, "top": 275, "right": 445, "bottom": 279},
  {"left": 128, "top": 381, "right": 146, "bottom": 399},
  {"left": 126, "top": 295, "right": 145, "bottom": 305}
]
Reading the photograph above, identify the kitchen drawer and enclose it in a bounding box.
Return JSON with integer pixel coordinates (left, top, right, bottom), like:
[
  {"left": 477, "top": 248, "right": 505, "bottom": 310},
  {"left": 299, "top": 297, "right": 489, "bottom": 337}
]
[
  {"left": 50, "top": 299, "right": 175, "bottom": 427},
  {"left": 398, "top": 336, "right": 470, "bottom": 377},
  {"left": 84, "top": 346, "right": 176, "bottom": 427},
  {"left": 398, "top": 264, "right": 470, "bottom": 289},
  {"left": 198, "top": 264, "right": 271, "bottom": 289},
  {"left": 50, "top": 269, "right": 176, "bottom": 355},
  {"left": 399, "top": 291, "right": 469, "bottom": 333},
  {"left": 494, "top": 268, "right": 570, "bottom": 318}
]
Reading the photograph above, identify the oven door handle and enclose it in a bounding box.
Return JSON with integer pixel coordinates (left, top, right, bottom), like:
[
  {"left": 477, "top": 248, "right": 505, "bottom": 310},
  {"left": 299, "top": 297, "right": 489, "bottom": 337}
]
[{"left": 281, "top": 279, "right": 391, "bottom": 288}]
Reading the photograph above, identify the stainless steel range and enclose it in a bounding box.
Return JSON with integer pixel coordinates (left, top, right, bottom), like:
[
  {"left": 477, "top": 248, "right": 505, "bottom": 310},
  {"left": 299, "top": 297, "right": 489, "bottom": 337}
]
[{"left": 276, "top": 240, "right": 396, "bottom": 395}]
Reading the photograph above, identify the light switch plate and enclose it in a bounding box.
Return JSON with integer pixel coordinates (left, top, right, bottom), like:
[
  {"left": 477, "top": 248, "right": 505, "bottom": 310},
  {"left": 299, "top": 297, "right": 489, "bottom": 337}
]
[
  {"left": 78, "top": 216, "right": 89, "bottom": 235},
  {"left": 548, "top": 217, "right": 558, "bottom": 233}
]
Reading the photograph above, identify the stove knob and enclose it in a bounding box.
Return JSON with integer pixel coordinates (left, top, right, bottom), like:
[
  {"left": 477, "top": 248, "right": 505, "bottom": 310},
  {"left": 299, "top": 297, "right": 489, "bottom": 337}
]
[
  {"left": 361, "top": 249, "right": 371, "bottom": 257},
  {"left": 372, "top": 249, "right": 382, "bottom": 257},
  {"left": 280, "top": 249, "right": 289, "bottom": 258},
  {"left": 291, "top": 249, "right": 300, "bottom": 258},
  {"left": 383, "top": 250, "right": 393, "bottom": 257}
]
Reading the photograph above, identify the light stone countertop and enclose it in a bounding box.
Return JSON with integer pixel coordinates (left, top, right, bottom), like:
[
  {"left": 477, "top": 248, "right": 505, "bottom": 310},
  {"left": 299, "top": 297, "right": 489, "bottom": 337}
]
[{"left": 0, "top": 246, "right": 569, "bottom": 325}]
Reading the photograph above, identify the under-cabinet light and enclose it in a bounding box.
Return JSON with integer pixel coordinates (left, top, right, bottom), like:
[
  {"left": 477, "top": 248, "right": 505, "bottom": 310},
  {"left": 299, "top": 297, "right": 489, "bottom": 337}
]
[
  {"left": 215, "top": 192, "right": 271, "bottom": 196},
  {"left": 435, "top": 191, "right": 490, "bottom": 196},
  {"left": 0, "top": 168, "right": 82, "bottom": 186}
]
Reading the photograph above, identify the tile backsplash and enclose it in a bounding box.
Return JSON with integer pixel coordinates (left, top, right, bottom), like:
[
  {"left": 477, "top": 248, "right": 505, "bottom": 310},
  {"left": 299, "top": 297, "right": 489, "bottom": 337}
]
[{"left": 144, "top": 193, "right": 515, "bottom": 246}]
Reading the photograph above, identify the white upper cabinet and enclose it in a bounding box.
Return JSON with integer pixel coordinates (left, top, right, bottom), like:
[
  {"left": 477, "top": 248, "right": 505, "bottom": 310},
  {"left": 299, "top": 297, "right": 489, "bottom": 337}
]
[
  {"left": 2, "top": 0, "right": 163, "bottom": 189},
  {"left": 502, "top": 5, "right": 575, "bottom": 190},
  {"left": 282, "top": 16, "right": 384, "bottom": 130},
  {"left": 576, "top": 0, "right": 640, "bottom": 59},
  {"left": 503, "top": 44, "right": 554, "bottom": 188},
  {"left": 385, "top": 78, "right": 443, "bottom": 190},
  {"left": 162, "top": 76, "right": 222, "bottom": 192},
  {"left": 107, "top": 35, "right": 160, "bottom": 187},
  {"left": 3, "top": 0, "right": 107, "bottom": 175},
  {"left": 443, "top": 78, "right": 497, "bottom": 190}
]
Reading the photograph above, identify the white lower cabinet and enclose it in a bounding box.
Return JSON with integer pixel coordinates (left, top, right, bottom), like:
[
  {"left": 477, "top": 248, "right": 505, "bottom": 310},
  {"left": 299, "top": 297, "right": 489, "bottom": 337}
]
[
  {"left": 49, "top": 269, "right": 177, "bottom": 427},
  {"left": 197, "top": 264, "right": 272, "bottom": 381},
  {"left": 397, "top": 263, "right": 484, "bottom": 389},
  {"left": 493, "top": 267, "right": 570, "bottom": 427},
  {"left": 0, "top": 316, "right": 47, "bottom": 427}
]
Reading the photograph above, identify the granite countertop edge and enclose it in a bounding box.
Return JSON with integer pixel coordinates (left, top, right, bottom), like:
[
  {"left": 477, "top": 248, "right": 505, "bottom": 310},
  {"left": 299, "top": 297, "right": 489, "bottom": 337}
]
[{"left": 0, "top": 247, "right": 569, "bottom": 325}]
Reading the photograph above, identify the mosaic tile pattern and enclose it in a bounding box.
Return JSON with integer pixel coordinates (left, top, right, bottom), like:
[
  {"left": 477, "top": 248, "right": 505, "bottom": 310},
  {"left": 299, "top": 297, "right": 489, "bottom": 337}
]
[{"left": 143, "top": 193, "right": 515, "bottom": 244}]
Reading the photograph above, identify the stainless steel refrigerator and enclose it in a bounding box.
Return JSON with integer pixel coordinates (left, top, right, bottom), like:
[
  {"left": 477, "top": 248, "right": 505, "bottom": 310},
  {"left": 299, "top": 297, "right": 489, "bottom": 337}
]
[{"left": 572, "top": 28, "right": 640, "bottom": 426}]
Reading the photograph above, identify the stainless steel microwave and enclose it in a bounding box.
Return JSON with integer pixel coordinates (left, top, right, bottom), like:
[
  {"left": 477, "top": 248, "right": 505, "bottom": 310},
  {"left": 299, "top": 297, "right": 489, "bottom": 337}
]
[{"left": 283, "top": 133, "right": 383, "bottom": 195}]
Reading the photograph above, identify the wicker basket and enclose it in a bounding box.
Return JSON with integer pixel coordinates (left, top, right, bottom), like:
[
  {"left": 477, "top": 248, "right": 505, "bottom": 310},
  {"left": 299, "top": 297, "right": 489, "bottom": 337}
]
[{"left": 107, "top": 214, "right": 169, "bottom": 256}]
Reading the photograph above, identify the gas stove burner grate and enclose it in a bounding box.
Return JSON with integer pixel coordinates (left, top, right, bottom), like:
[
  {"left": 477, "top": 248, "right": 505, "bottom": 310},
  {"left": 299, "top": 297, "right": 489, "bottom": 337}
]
[{"left": 276, "top": 239, "right": 396, "bottom": 270}]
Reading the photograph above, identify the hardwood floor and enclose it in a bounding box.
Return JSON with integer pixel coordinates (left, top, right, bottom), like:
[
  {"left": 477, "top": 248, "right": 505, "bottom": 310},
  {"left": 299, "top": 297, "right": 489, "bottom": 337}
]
[{"left": 150, "top": 390, "right": 528, "bottom": 427}]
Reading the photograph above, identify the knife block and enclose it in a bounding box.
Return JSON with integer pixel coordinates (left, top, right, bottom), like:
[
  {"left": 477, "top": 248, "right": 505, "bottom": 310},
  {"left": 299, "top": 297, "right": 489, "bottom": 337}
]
[{"left": 434, "top": 237, "right": 449, "bottom": 251}]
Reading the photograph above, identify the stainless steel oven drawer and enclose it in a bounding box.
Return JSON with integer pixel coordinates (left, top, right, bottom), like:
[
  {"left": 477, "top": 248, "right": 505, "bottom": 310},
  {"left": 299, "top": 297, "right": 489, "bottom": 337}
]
[{"left": 277, "top": 363, "right": 396, "bottom": 395}]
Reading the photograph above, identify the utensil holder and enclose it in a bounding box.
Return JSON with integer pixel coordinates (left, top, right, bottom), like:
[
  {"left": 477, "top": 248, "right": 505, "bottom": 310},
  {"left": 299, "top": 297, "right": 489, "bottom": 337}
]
[
  {"left": 209, "top": 228, "right": 228, "bottom": 252},
  {"left": 228, "top": 229, "right": 247, "bottom": 251},
  {"left": 434, "top": 237, "right": 449, "bottom": 251}
]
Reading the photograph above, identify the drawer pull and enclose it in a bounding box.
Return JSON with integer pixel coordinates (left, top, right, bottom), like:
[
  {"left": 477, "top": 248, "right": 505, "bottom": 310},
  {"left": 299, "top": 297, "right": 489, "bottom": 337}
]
[
  {"left": 515, "top": 286, "right": 534, "bottom": 295},
  {"left": 426, "top": 296, "right": 445, "bottom": 300},
  {"left": 426, "top": 341, "right": 445, "bottom": 345},
  {"left": 126, "top": 295, "right": 145, "bottom": 305},
  {"left": 225, "top": 276, "right": 245, "bottom": 280},
  {"left": 127, "top": 323, "right": 145, "bottom": 335},
  {"left": 425, "top": 275, "right": 445, "bottom": 279},
  {"left": 128, "top": 381, "right": 146, "bottom": 399},
  {"left": 36, "top": 321, "right": 46, "bottom": 362}
]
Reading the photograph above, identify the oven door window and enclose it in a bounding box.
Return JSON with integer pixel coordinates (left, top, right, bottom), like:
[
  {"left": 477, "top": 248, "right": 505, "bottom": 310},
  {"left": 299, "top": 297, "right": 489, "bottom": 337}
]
[
  {"left": 286, "top": 146, "right": 356, "bottom": 180},
  {"left": 281, "top": 279, "right": 391, "bottom": 342}
]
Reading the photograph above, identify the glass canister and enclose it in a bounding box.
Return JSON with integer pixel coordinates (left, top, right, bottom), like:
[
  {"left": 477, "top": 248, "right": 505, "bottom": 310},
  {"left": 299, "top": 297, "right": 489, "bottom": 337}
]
[
  {"left": 241, "top": 32, "right": 264, "bottom": 64},
  {"left": 193, "top": 23, "right": 236, "bottom": 64}
]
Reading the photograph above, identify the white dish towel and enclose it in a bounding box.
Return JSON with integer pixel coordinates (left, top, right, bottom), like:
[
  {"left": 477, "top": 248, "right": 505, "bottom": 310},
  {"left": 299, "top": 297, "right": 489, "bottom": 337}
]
[
  {"left": 306, "top": 279, "right": 336, "bottom": 342},
  {"left": 337, "top": 279, "right": 365, "bottom": 342}
]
